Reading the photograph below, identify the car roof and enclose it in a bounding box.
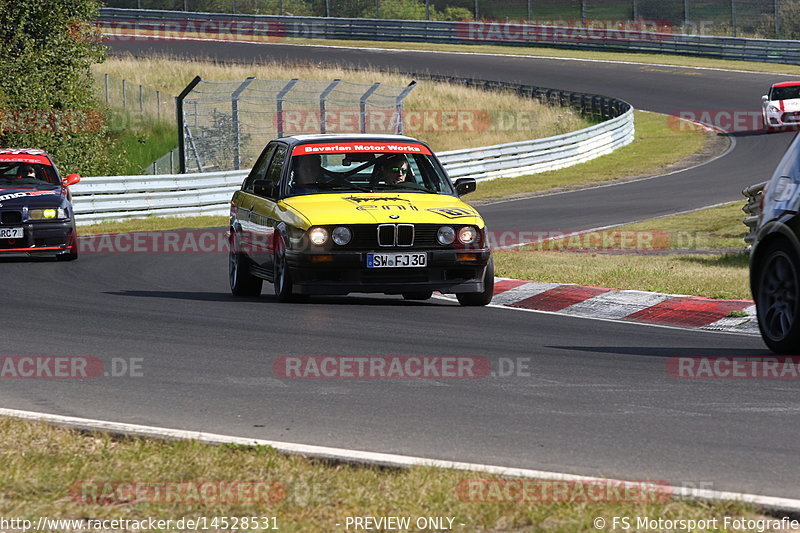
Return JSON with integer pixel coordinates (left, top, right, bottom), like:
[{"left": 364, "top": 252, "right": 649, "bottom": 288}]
[
  {"left": 772, "top": 81, "right": 800, "bottom": 88},
  {"left": 0, "top": 149, "right": 53, "bottom": 166},
  {"left": 277, "top": 133, "right": 427, "bottom": 146}
]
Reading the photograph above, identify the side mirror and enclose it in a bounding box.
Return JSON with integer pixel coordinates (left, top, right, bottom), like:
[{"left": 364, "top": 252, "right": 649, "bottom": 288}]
[
  {"left": 63, "top": 173, "right": 80, "bottom": 186},
  {"left": 454, "top": 178, "right": 476, "bottom": 196},
  {"left": 762, "top": 95, "right": 769, "bottom": 102},
  {"left": 253, "top": 179, "right": 276, "bottom": 198}
]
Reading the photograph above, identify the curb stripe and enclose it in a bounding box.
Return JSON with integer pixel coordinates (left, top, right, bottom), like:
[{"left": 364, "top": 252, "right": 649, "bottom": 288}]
[
  {"left": 490, "top": 281, "right": 561, "bottom": 306},
  {"left": 561, "top": 289, "right": 673, "bottom": 320},
  {"left": 624, "top": 297, "right": 754, "bottom": 328},
  {"left": 492, "top": 279, "right": 528, "bottom": 296},
  {"left": 511, "top": 285, "right": 609, "bottom": 312}
]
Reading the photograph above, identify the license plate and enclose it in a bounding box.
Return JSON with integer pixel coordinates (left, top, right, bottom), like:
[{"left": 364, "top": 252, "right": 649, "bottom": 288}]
[
  {"left": 0, "top": 227, "right": 23, "bottom": 239},
  {"left": 367, "top": 253, "right": 427, "bottom": 268}
]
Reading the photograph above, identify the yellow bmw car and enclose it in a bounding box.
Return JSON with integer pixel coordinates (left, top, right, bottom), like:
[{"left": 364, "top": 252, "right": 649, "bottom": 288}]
[{"left": 229, "top": 134, "right": 493, "bottom": 305}]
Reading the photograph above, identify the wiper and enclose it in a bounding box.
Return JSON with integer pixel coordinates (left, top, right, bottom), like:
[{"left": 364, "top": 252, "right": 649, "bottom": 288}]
[
  {"left": 370, "top": 183, "right": 439, "bottom": 194},
  {"left": 314, "top": 182, "right": 373, "bottom": 193}
]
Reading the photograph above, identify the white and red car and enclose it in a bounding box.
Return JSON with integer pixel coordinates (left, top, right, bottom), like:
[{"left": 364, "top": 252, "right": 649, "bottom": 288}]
[{"left": 762, "top": 81, "right": 800, "bottom": 131}]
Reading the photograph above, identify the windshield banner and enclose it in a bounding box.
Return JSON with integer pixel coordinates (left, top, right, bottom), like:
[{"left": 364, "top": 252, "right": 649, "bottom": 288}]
[{"left": 292, "top": 142, "right": 432, "bottom": 156}]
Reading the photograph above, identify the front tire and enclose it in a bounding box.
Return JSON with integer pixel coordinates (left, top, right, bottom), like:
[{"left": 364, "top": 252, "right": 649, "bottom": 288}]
[
  {"left": 229, "top": 232, "right": 262, "bottom": 297},
  {"left": 456, "top": 256, "right": 494, "bottom": 307},
  {"left": 756, "top": 242, "right": 800, "bottom": 353}
]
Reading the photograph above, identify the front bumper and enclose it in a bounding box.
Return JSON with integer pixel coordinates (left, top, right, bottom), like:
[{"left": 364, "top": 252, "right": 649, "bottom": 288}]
[
  {"left": 286, "top": 248, "right": 491, "bottom": 295},
  {"left": 0, "top": 220, "right": 75, "bottom": 256},
  {"left": 765, "top": 110, "right": 800, "bottom": 128}
]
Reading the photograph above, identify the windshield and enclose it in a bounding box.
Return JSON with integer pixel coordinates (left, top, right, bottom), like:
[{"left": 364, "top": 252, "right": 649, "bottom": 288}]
[
  {"left": 770, "top": 85, "right": 800, "bottom": 101},
  {"left": 287, "top": 150, "right": 454, "bottom": 197},
  {"left": 0, "top": 163, "right": 59, "bottom": 188}
]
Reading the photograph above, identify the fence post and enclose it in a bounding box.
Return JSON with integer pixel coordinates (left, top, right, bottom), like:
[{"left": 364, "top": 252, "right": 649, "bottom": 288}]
[
  {"left": 276, "top": 78, "right": 299, "bottom": 138},
  {"left": 376, "top": 0, "right": 380, "bottom": 18},
  {"left": 425, "top": 0, "right": 430, "bottom": 20},
  {"left": 231, "top": 77, "right": 256, "bottom": 170},
  {"left": 394, "top": 81, "right": 417, "bottom": 135},
  {"left": 684, "top": 0, "right": 689, "bottom": 30},
  {"left": 157, "top": 90, "right": 161, "bottom": 120},
  {"left": 731, "top": 0, "right": 737, "bottom": 36},
  {"left": 139, "top": 84, "right": 144, "bottom": 115},
  {"left": 581, "top": 0, "right": 586, "bottom": 25},
  {"left": 177, "top": 76, "right": 202, "bottom": 174},
  {"left": 474, "top": 0, "right": 479, "bottom": 20},
  {"left": 775, "top": 0, "right": 780, "bottom": 37},
  {"left": 359, "top": 82, "right": 382, "bottom": 133},
  {"left": 104, "top": 73, "right": 109, "bottom": 105},
  {"left": 319, "top": 79, "right": 341, "bottom": 134},
  {"left": 527, "top": 0, "right": 532, "bottom": 21},
  {"left": 122, "top": 79, "right": 127, "bottom": 109}
]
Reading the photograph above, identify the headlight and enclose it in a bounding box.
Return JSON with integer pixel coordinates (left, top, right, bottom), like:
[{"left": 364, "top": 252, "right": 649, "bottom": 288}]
[
  {"left": 768, "top": 105, "right": 780, "bottom": 113},
  {"left": 437, "top": 226, "right": 455, "bottom": 245},
  {"left": 29, "top": 208, "right": 66, "bottom": 220},
  {"left": 458, "top": 226, "right": 477, "bottom": 244},
  {"left": 308, "top": 227, "right": 329, "bottom": 245},
  {"left": 332, "top": 226, "right": 351, "bottom": 245}
]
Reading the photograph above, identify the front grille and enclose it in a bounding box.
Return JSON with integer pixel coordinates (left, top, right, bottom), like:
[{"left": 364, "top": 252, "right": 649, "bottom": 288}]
[
  {"left": 782, "top": 112, "right": 800, "bottom": 123},
  {"left": 378, "top": 224, "right": 395, "bottom": 246},
  {"left": 348, "top": 224, "right": 442, "bottom": 249},
  {"left": 397, "top": 224, "right": 414, "bottom": 246},
  {"left": 0, "top": 211, "right": 22, "bottom": 225}
]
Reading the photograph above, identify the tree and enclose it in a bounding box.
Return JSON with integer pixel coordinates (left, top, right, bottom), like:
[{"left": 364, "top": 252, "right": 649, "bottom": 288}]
[{"left": 0, "top": 0, "right": 119, "bottom": 175}]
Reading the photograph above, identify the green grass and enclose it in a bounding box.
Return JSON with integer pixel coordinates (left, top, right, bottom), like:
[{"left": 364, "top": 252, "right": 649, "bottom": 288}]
[
  {"left": 494, "top": 202, "right": 752, "bottom": 299},
  {"left": 495, "top": 251, "right": 750, "bottom": 299},
  {"left": 104, "top": 115, "right": 178, "bottom": 175},
  {"left": 467, "top": 110, "right": 713, "bottom": 203},
  {"left": 0, "top": 416, "right": 770, "bottom": 532},
  {"left": 78, "top": 216, "right": 228, "bottom": 236}
]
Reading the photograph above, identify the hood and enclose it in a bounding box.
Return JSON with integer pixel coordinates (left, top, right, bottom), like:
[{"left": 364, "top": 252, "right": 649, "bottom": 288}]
[
  {"left": 280, "top": 192, "right": 484, "bottom": 227},
  {"left": 0, "top": 187, "right": 63, "bottom": 208},
  {"left": 774, "top": 98, "right": 800, "bottom": 112}
]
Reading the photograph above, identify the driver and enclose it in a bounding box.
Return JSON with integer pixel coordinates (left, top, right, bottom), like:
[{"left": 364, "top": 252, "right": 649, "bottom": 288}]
[
  {"left": 291, "top": 155, "right": 324, "bottom": 188},
  {"left": 377, "top": 155, "right": 409, "bottom": 185},
  {"left": 15, "top": 165, "right": 36, "bottom": 180}
]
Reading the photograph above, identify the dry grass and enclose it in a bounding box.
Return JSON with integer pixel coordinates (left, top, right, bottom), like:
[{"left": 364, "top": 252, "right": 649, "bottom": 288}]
[
  {"left": 0, "top": 416, "right": 770, "bottom": 532},
  {"left": 94, "top": 56, "right": 591, "bottom": 152}
]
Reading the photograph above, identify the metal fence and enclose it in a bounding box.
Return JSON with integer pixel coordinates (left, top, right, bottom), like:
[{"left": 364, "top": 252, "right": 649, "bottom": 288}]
[
  {"left": 177, "top": 76, "right": 416, "bottom": 173},
  {"left": 100, "top": 0, "right": 796, "bottom": 38},
  {"left": 72, "top": 76, "right": 634, "bottom": 224},
  {"left": 98, "top": 8, "right": 800, "bottom": 65},
  {"left": 93, "top": 71, "right": 174, "bottom": 124}
]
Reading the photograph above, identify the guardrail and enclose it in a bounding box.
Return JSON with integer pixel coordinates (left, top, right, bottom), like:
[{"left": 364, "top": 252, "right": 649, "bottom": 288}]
[
  {"left": 71, "top": 169, "right": 247, "bottom": 225},
  {"left": 742, "top": 181, "right": 766, "bottom": 245},
  {"left": 73, "top": 72, "right": 633, "bottom": 225},
  {"left": 99, "top": 8, "right": 800, "bottom": 65}
]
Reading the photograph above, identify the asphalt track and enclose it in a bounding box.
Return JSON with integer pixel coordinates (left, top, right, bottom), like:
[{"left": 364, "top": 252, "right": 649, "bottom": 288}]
[{"left": 4, "top": 40, "right": 800, "bottom": 499}]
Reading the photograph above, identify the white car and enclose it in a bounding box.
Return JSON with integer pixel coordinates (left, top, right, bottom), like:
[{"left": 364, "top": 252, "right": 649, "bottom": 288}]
[{"left": 762, "top": 81, "right": 800, "bottom": 131}]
